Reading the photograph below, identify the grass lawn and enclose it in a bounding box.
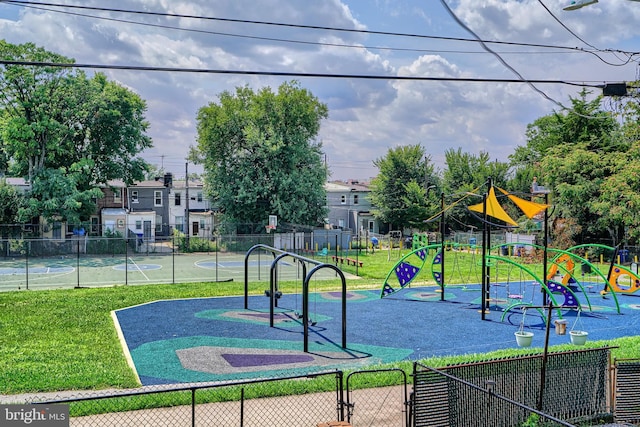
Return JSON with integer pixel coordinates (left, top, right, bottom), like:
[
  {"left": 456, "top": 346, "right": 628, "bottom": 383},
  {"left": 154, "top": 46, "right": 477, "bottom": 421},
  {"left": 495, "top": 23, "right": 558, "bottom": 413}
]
[{"left": 1, "top": 248, "right": 638, "bottom": 395}]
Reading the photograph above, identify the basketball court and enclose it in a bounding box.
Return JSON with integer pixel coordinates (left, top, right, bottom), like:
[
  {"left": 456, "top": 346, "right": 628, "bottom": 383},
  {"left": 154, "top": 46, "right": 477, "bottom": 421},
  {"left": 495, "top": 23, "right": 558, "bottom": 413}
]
[{"left": 0, "top": 253, "right": 336, "bottom": 290}]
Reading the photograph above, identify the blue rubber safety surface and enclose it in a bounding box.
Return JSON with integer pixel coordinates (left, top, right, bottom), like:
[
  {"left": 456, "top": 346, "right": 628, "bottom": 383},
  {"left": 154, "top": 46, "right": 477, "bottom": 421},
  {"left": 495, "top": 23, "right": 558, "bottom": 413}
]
[{"left": 113, "top": 284, "right": 640, "bottom": 386}]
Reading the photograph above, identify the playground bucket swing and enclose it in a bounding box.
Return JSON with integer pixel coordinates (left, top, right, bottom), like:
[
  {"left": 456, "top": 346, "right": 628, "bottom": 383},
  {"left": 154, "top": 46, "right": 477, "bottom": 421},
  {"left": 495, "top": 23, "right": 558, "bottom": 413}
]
[
  {"left": 514, "top": 308, "right": 534, "bottom": 347},
  {"left": 569, "top": 310, "right": 588, "bottom": 346}
]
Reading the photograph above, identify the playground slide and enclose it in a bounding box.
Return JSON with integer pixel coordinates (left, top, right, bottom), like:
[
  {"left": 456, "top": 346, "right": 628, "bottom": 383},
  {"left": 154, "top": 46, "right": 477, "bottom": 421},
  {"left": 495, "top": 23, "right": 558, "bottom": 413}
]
[{"left": 546, "top": 253, "right": 575, "bottom": 286}]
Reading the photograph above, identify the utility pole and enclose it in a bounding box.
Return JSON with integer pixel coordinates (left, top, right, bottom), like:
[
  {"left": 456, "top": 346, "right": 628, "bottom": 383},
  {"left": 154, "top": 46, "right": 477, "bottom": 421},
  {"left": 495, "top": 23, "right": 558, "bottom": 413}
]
[{"left": 185, "top": 162, "right": 190, "bottom": 249}]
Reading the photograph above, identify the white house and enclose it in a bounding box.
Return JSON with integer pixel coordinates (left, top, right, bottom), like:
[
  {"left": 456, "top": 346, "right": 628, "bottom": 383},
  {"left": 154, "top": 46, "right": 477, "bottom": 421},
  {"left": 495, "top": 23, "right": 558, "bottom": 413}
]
[
  {"left": 127, "top": 211, "right": 156, "bottom": 243},
  {"left": 169, "top": 179, "right": 214, "bottom": 237}
]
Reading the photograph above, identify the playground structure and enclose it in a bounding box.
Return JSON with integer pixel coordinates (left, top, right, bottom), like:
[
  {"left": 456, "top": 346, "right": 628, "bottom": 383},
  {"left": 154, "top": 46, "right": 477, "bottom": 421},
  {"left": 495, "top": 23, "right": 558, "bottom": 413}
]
[
  {"left": 380, "top": 182, "right": 640, "bottom": 327},
  {"left": 243, "top": 244, "right": 347, "bottom": 352}
]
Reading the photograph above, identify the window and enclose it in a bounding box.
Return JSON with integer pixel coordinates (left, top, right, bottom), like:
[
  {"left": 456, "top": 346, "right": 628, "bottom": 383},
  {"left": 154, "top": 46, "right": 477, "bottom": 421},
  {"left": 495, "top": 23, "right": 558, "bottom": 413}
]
[
  {"left": 338, "top": 219, "right": 345, "bottom": 228},
  {"left": 91, "top": 217, "right": 99, "bottom": 234},
  {"left": 341, "top": 195, "right": 346, "bottom": 204},
  {"left": 174, "top": 192, "right": 181, "bottom": 206},
  {"left": 156, "top": 215, "right": 162, "bottom": 232},
  {"left": 113, "top": 189, "right": 122, "bottom": 203},
  {"left": 131, "top": 191, "right": 139, "bottom": 203},
  {"left": 368, "top": 220, "right": 374, "bottom": 233},
  {"left": 197, "top": 192, "right": 203, "bottom": 202},
  {"left": 154, "top": 191, "right": 162, "bottom": 207},
  {"left": 353, "top": 194, "right": 359, "bottom": 205},
  {"left": 200, "top": 219, "right": 205, "bottom": 230},
  {"left": 175, "top": 216, "right": 184, "bottom": 232},
  {"left": 135, "top": 220, "right": 142, "bottom": 230}
]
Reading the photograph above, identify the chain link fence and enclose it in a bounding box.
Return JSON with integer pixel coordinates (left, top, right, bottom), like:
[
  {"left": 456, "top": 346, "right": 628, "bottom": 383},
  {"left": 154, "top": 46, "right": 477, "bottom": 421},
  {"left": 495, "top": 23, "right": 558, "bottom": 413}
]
[
  {"left": 346, "top": 368, "right": 410, "bottom": 427},
  {"left": 0, "top": 228, "right": 366, "bottom": 290},
  {"left": 35, "top": 371, "right": 346, "bottom": 427},
  {"left": 10, "top": 351, "right": 631, "bottom": 426},
  {"left": 411, "top": 347, "right": 613, "bottom": 427}
]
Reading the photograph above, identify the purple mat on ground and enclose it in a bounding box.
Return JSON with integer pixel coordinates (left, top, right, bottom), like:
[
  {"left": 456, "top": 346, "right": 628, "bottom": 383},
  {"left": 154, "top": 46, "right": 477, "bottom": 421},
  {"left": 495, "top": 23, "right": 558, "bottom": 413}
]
[{"left": 222, "top": 353, "right": 315, "bottom": 367}]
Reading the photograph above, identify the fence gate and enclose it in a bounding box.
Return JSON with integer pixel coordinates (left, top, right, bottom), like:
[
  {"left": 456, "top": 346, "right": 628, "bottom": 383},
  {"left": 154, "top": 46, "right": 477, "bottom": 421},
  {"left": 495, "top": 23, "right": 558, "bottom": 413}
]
[
  {"left": 614, "top": 359, "right": 640, "bottom": 425},
  {"left": 412, "top": 348, "right": 612, "bottom": 427},
  {"left": 345, "top": 368, "right": 409, "bottom": 427}
]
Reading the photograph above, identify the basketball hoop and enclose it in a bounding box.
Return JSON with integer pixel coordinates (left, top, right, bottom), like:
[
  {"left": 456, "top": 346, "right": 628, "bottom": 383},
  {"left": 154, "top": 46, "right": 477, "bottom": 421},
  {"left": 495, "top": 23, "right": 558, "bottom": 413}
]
[{"left": 266, "top": 225, "right": 275, "bottom": 234}]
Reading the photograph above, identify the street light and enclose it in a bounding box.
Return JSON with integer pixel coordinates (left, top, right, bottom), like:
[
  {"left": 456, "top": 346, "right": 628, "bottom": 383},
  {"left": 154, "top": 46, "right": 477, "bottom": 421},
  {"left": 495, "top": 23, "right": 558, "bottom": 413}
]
[
  {"left": 564, "top": 0, "right": 640, "bottom": 10},
  {"left": 563, "top": 0, "right": 597, "bottom": 10}
]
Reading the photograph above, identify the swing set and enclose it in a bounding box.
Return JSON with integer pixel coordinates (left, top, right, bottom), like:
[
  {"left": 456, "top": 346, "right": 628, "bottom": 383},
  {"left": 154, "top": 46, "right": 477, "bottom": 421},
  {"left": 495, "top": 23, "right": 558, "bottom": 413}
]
[
  {"left": 380, "top": 180, "right": 610, "bottom": 328},
  {"left": 381, "top": 180, "right": 640, "bottom": 350},
  {"left": 244, "top": 244, "right": 348, "bottom": 353}
]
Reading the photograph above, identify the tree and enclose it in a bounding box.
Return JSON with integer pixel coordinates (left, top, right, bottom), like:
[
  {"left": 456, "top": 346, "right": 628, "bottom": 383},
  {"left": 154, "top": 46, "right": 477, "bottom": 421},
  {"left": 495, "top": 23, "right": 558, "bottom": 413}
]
[
  {"left": 590, "top": 90, "right": 640, "bottom": 244},
  {"left": 0, "top": 179, "right": 25, "bottom": 237},
  {"left": 194, "top": 81, "right": 328, "bottom": 230},
  {"left": 443, "top": 148, "right": 510, "bottom": 195},
  {"left": 532, "top": 92, "right": 623, "bottom": 244},
  {"left": 441, "top": 148, "right": 510, "bottom": 229},
  {"left": 0, "top": 41, "right": 152, "bottom": 224},
  {"left": 369, "top": 145, "right": 440, "bottom": 232}
]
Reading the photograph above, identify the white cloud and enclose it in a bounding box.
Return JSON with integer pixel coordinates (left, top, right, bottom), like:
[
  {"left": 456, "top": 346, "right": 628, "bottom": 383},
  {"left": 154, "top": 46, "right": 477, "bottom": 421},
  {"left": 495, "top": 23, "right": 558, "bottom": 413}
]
[{"left": 0, "top": 0, "right": 638, "bottom": 180}]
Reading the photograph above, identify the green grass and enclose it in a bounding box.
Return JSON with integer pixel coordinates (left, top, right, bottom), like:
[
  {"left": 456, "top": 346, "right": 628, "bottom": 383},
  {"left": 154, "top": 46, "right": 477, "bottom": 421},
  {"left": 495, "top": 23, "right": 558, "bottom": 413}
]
[{"left": 0, "top": 248, "right": 639, "bottom": 398}]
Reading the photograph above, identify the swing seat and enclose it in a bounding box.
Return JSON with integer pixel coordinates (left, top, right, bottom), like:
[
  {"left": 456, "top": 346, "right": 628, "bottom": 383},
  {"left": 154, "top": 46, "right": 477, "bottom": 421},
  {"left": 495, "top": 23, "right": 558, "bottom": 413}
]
[
  {"left": 264, "top": 290, "right": 282, "bottom": 299},
  {"left": 508, "top": 294, "right": 523, "bottom": 300}
]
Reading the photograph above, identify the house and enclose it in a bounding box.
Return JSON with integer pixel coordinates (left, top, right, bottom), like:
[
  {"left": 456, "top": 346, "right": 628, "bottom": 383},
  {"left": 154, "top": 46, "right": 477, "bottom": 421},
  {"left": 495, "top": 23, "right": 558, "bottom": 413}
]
[
  {"left": 101, "top": 208, "right": 128, "bottom": 236},
  {"left": 127, "top": 211, "right": 156, "bottom": 243},
  {"left": 324, "top": 180, "right": 383, "bottom": 235},
  {"left": 3, "top": 177, "right": 31, "bottom": 194},
  {"left": 169, "top": 178, "right": 214, "bottom": 238},
  {"left": 127, "top": 173, "right": 173, "bottom": 240},
  {"left": 95, "top": 180, "right": 128, "bottom": 235}
]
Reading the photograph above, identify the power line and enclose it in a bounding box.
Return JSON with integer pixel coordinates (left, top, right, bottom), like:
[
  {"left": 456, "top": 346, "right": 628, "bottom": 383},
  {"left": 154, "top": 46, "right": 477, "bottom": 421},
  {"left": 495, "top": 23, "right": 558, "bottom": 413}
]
[
  {"left": 5, "top": 3, "right": 595, "bottom": 58},
  {"left": 438, "top": 0, "right": 613, "bottom": 119},
  {"left": 0, "top": 59, "right": 604, "bottom": 88},
  {"left": 1, "top": 0, "right": 636, "bottom": 58},
  {"left": 536, "top": 0, "right": 635, "bottom": 66},
  {"left": 440, "top": 0, "right": 568, "bottom": 111}
]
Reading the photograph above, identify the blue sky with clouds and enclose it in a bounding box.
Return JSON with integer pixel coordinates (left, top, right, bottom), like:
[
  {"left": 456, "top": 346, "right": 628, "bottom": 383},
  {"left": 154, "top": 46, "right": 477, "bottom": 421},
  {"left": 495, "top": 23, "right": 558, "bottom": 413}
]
[{"left": 0, "top": 0, "right": 638, "bottom": 180}]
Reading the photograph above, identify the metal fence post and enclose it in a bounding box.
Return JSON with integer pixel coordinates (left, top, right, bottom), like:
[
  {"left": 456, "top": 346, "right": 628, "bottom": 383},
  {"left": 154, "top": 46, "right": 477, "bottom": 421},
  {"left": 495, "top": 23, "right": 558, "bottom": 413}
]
[
  {"left": 338, "top": 371, "right": 345, "bottom": 421},
  {"left": 25, "top": 239, "right": 29, "bottom": 290},
  {"left": 125, "top": 236, "right": 128, "bottom": 286},
  {"left": 191, "top": 388, "right": 196, "bottom": 427},
  {"left": 172, "top": 235, "right": 175, "bottom": 284}
]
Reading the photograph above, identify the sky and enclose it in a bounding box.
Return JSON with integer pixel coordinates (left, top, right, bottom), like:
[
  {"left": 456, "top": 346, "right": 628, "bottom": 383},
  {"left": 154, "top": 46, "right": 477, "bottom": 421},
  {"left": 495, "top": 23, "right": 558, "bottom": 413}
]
[{"left": 0, "top": 0, "right": 639, "bottom": 181}]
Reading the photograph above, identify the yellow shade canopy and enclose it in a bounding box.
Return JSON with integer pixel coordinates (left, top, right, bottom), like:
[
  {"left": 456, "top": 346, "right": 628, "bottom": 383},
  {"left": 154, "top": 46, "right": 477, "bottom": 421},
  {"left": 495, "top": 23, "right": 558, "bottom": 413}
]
[
  {"left": 497, "top": 187, "right": 550, "bottom": 219},
  {"left": 468, "top": 187, "right": 518, "bottom": 226}
]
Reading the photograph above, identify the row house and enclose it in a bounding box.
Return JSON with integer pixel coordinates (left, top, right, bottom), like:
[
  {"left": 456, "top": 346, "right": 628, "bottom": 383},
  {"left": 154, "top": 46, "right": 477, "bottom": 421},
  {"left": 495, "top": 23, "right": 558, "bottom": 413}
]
[
  {"left": 5, "top": 175, "right": 386, "bottom": 241},
  {"left": 325, "top": 180, "right": 385, "bottom": 236},
  {"left": 168, "top": 178, "right": 215, "bottom": 238},
  {"left": 3, "top": 173, "right": 215, "bottom": 242},
  {"left": 101, "top": 174, "right": 215, "bottom": 242},
  {"left": 125, "top": 174, "right": 173, "bottom": 241}
]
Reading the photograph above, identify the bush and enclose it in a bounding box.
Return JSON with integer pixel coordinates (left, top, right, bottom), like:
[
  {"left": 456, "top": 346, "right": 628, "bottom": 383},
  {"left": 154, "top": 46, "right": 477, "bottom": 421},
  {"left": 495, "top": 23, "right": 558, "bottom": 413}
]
[{"left": 174, "top": 230, "right": 217, "bottom": 253}]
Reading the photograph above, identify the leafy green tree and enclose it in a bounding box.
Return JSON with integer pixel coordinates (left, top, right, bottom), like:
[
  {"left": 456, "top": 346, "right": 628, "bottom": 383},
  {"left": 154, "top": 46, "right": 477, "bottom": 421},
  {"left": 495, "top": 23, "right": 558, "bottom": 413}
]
[
  {"left": 20, "top": 167, "right": 103, "bottom": 226},
  {"left": 590, "top": 91, "right": 640, "bottom": 243},
  {"left": 0, "top": 41, "right": 152, "bottom": 224},
  {"left": 441, "top": 148, "right": 510, "bottom": 228},
  {"left": 0, "top": 41, "right": 76, "bottom": 181},
  {"left": 534, "top": 92, "right": 623, "bottom": 244},
  {"left": 443, "top": 148, "right": 509, "bottom": 195},
  {"left": 0, "top": 179, "right": 25, "bottom": 236},
  {"left": 369, "top": 145, "right": 440, "bottom": 232},
  {"left": 194, "top": 81, "right": 328, "bottom": 230}
]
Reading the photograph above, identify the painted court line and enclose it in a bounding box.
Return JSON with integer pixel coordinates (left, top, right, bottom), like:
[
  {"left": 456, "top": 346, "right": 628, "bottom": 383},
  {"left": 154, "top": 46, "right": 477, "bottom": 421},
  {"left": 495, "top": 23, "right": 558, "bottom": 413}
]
[{"left": 128, "top": 257, "right": 150, "bottom": 281}]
